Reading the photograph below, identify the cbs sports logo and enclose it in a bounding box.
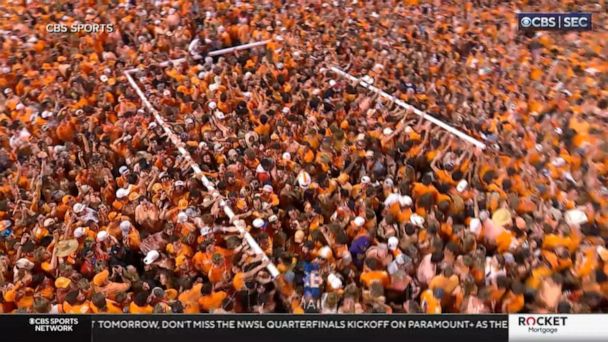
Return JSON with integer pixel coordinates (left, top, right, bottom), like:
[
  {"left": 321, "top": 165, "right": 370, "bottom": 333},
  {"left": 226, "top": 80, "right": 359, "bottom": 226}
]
[{"left": 517, "top": 12, "right": 592, "bottom": 32}]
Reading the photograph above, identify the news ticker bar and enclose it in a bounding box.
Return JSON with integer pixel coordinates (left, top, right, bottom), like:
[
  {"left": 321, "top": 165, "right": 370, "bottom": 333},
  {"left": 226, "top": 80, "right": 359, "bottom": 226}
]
[
  {"left": 517, "top": 12, "right": 592, "bottom": 31},
  {"left": 0, "top": 314, "right": 606, "bottom": 342}
]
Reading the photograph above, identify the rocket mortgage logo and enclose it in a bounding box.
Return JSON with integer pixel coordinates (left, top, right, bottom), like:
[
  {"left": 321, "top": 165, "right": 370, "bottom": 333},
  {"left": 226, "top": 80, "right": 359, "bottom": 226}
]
[{"left": 518, "top": 316, "right": 568, "bottom": 335}]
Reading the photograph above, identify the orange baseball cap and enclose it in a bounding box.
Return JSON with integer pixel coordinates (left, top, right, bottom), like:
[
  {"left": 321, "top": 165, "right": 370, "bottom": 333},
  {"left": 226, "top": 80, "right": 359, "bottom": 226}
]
[{"left": 55, "top": 277, "right": 72, "bottom": 289}]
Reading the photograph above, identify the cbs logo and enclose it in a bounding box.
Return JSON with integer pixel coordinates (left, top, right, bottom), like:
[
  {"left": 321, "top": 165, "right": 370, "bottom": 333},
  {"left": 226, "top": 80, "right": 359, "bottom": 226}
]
[
  {"left": 520, "top": 16, "right": 557, "bottom": 28},
  {"left": 520, "top": 16, "right": 533, "bottom": 28}
]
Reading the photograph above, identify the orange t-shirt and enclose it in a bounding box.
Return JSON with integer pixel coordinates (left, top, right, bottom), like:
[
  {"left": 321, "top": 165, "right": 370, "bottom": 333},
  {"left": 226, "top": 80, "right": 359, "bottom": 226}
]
[
  {"left": 199, "top": 291, "right": 228, "bottom": 312},
  {"left": 90, "top": 300, "right": 123, "bottom": 313},
  {"left": 129, "top": 302, "right": 154, "bottom": 314},
  {"left": 505, "top": 292, "right": 525, "bottom": 313},
  {"left": 208, "top": 265, "right": 226, "bottom": 284},
  {"left": 178, "top": 283, "right": 203, "bottom": 314},
  {"left": 421, "top": 289, "right": 441, "bottom": 314},
  {"left": 233, "top": 272, "right": 247, "bottom": 291},
  {"left": 63, "top": 301, "right": 91, "bottom": 314},
  {"left": 360, "top": 271, "right": 390, "bottom": 288}
]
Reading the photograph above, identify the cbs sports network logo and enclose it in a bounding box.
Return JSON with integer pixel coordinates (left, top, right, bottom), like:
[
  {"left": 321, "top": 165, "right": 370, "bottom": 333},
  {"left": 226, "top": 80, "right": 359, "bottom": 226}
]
[{"left": 517, "top": 12, "right": 592, "bottom": 32}]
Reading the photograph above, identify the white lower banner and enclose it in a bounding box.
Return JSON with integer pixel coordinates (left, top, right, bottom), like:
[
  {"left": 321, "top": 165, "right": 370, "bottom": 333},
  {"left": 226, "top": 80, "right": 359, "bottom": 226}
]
[{"left": 509, "top": 314, "right": 608, "bottom": 341}]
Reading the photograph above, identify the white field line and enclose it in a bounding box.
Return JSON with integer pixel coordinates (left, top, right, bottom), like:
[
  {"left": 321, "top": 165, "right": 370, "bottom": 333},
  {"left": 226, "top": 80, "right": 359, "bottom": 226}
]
[
  {"left": 124, "top": 41, "right": 279, "bottom": 278},
  {"left": 330, "top": 66, "right": 487, "bottom": 150}
]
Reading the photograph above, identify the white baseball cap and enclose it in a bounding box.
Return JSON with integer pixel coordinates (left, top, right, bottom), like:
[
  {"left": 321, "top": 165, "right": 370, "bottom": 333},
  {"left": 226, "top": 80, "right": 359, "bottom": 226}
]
[
  {"left": 116, "top": 188, "right": 130, "bottom": 199},
  {"left": 399, "top": 195, "right": 413, "bottom": 207},
  {"left": 177, "top": 212, "right": 188, "bottom": 223},
  {"left": 119, "top": 221, "right": 131, "bottom": 233},
  {"left": 41, "top": 110, "right": 54, "bottom": 119},
  {"left": 200, "top": 226, "right": 211, "bottom": 236},
  {"left": 388, "top": 236, "right": 399, "bottom": 251},
  {"left": 318, "top": 246, "right": 332, "bottom": 259},
  {"left": 456, "top": 180, "right": 468, "bottom": 193},
  {"left": 144, "top": 250, "right": 160, "bottom": 265},
  {"left": 384, "top": 193, "right": 400, "bottom": 206},
  {"left": 564, "top": 209, "right": 588, "bottom": 226},
  {"left": 253, "top": 218, "right": 265, "bottom": 228},
  {"left": 353, "top": 216, "right": 365, "bottom": 227},
  {"left": 96, "top": 231, "right": 109, "bottom": 242},
  {"left": 552, "top": 157, "right": 566, "bottom": 167},
  {"left": 297, "top": 171, "right": 311, "bottom": 188},
  {"left": 73, "top": 203, "right": 85, "bottom": 214},
  {"left": 469, "top": 218, "right": 482, "bottom": 234},
  {"left": 327, "top": 273, "right": 343, "bottom": 289},
  {"left": 16, "top": 258, "right": 34, "bottom": 270},
  {"left": 410, "top": 213, "right": 424, "bottom": 226},
  {"left": 74, "top": 227, "right": 86, "bottom": 238}
]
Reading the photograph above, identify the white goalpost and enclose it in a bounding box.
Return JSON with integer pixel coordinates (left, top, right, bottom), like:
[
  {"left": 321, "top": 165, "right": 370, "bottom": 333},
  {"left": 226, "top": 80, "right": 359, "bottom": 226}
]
[
  {"left": 330, "top": 66, "right": 487, "bottom": 150},
  {"left": 123, "top": 40, "right": 280, "bottom": 278}
]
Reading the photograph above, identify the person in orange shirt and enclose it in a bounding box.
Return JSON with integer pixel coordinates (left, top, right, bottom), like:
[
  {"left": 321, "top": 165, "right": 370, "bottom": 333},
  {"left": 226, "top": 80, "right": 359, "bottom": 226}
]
[
  {"left": 420, "top": 288, "right": 443, "bottom": 314},
  {"left": 208, "top": 253, "right": 228, "bottom": 285},
  {"left": 61, "top": 290, "right": 90, "bottom": 314},
  {"left": 177, "top": 283, "right": 204, "bottom": 314},
  {"left": 360, "top": 257, "right": 390, "bottom": 288},
  {"left": 198, "top": 283, "right": 228, "bottom": 313},
  {"left": 232, "top": 260, "right": 271, "bottom": 292},
  {"left": 129, "top": 291, "right": 154, "bottom": 314},
  {"left": 90, "top": 293, "right": 123, "bottom": 314}
]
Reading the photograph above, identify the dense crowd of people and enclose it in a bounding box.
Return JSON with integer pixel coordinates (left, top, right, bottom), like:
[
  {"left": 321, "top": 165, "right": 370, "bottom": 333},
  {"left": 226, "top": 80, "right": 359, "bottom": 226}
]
[{"left": 1, "top": 0, "right": 608, "bottom": 314}]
